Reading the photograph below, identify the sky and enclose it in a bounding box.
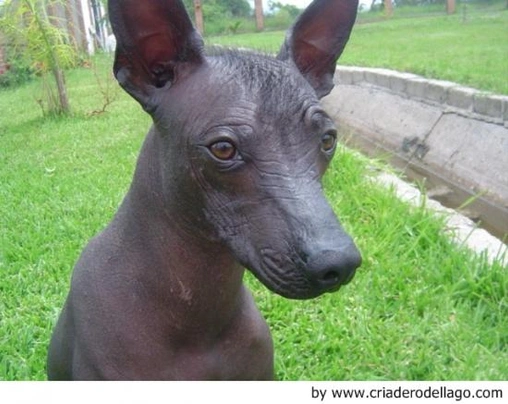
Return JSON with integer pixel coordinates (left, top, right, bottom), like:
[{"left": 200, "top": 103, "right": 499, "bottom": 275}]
[
  {"left": 0, "top": 1, "right": 367, "bottom": 11},
  {"left": 0, "top": 0, "right": 371, "bottom": 13},
  {"left": 248, "top": 0, "right": 372, "bottom": 11},
  {"left": 278, "top": 0, "right": 313, "bottom": 7},
  {"left": 282, "top": 0, "right": 373, "bottom": 8},
  {"left": 246, "top": 0, "right": 313, "bottom": 8}
]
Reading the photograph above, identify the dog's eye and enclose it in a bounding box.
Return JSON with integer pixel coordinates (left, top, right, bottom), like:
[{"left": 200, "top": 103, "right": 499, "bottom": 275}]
[
  {"left": 209, "top": 140, "right": 237, "bottom": 161},
  {"left": 321, "top": 130, "right": 337, "bottom": 153}
]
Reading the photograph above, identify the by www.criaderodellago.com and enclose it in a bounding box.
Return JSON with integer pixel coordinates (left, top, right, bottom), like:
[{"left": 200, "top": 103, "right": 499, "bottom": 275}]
[{"left": 311, "top": 384, "right": 504, "bottom": 401}]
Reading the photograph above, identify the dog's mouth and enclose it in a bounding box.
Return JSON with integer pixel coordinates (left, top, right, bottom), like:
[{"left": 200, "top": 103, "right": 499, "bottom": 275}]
[{"left": 244, "top": 248, "right": 349, "bottom": 300}]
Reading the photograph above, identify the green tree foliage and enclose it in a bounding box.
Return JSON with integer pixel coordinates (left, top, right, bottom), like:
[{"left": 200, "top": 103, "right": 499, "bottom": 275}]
[
  {"left": 183, "top": 0, "right": 251, "bottom": 17},
  {"left": 268, "top": 1, "right": 301, "bottom": 18},
  {"left": 219, "top": 0, "right": 251, "bottom": 17},
  {"left": 182, "top": 0, "right": 252, "bottom": 34},
  {"left": 0, "top": 0, "right": 78, "bottom": 115}
]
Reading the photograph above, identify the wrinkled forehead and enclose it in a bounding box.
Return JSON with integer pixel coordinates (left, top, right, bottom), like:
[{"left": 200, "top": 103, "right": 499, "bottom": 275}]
[
  {"left": 208, "top": 51, "right": 320, "bottom": 117},
  {"left": 156, "top": 50, "right": 321, "bottom": 135}
]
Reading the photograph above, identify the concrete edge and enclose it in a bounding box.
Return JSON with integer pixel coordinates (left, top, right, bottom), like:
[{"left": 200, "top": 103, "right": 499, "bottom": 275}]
[
  {"left": 322, "top": 66, "right": 508, "bottom": 259},
  {"left": 374, "top": 171, "right": 508, "bottom": 266},
  {"left": 322, "top": 66, "right": 508, "bottom": 218},
  {"left": 335, "top": 66, "right": 508, "bottom": 125}
]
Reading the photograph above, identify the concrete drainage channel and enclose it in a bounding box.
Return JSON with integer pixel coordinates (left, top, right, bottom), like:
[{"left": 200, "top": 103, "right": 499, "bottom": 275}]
[{"left": 322, "top": 66, "right": 508, "bottom": 263}]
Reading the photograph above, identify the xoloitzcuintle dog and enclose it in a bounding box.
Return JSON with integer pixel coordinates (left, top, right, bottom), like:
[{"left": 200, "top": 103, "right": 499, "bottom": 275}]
[{"left": 47, "top": 0, "right": 361, "bottom": 380}]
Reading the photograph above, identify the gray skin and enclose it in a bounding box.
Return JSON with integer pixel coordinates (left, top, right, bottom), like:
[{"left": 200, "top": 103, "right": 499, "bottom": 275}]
[{"left": 47, "top": 0, "right": 361, "bottom": 380}]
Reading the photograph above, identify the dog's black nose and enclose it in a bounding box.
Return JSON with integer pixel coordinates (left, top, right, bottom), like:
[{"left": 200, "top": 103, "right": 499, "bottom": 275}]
[{"left": 305, "top": 247, "right": 362, "bottom": 292}]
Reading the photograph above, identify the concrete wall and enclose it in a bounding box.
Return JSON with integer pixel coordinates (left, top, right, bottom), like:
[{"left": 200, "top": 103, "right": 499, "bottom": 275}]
[{"left": 322, "top": 66, "right": 508, "bottom": 209}]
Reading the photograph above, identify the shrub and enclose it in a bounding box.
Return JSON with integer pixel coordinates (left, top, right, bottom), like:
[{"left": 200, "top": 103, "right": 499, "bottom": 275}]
[{"left": 0, "top": 45, "right": 34, "bottom": 88}]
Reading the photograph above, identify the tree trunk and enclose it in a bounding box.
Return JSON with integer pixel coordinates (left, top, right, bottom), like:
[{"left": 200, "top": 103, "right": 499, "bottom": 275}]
[
  {"left": 254, "top": 0, "right": 264, "bottom": 32},
  {"left": 384, "top": 0, "right": 393, "bottom": 18},
  {"left": 446, "top": 0, "right": 456, "bottom": 14},
  {"left": 193, "top": 0, "right": 204, "bottom": 35},
  {"left": 39, "top": 1, "right": 71, "bottom": 114},
  {"left": 53, "top": 67, "right": 70, "bottom": 114}
]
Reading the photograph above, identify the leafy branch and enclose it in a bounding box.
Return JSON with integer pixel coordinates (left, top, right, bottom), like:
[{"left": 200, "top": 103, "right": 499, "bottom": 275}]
[{"left": 0, "top": 0, "right": 79, "bottom": 116}]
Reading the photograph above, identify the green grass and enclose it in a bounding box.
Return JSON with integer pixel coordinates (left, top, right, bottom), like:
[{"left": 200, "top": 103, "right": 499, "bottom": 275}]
[
  {"left": 208, "top": 4, "right": 508, "bottom": 95},
  {"left": 0, "top": 57, "right": 150, "bottom": 379},
  {"left": 1, "top": 9, "right": 508, "bottom": 379}
]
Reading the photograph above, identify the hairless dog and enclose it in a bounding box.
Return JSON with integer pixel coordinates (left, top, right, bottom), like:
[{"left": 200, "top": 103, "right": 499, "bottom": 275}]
[{"left": 47, "top": 0, "right": 361, "bottom": 380}]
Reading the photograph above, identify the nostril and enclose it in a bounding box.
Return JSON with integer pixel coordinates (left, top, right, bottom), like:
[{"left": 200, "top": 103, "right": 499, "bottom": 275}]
[
  {"left": 322, "top": 270, "right": 340, "bottom": 282},
  {"left": 305, "top": 247, "right": 361, "bottom": 291}
]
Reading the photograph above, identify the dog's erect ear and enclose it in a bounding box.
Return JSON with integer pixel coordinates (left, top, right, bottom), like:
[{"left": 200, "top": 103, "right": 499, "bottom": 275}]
[
  {"left": 277, "top": 0, "right": 358, "bottom": 98},
  {"left": 109, "top": 0, "right": 204, "bottom": 108}
]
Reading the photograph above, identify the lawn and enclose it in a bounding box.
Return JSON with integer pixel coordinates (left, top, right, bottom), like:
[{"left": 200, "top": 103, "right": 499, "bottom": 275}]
[
  {"left": 208, "top": 3, "right": 508, "bottom": 95},
  {"left": 1, "top": 7, "right": 508, "bottom": 381}
]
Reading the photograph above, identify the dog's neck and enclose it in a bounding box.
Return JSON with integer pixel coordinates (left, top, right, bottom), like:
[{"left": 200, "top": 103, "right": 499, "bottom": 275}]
[{"left": 115, "top": 129, "right": 246, "bottom": 342}]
